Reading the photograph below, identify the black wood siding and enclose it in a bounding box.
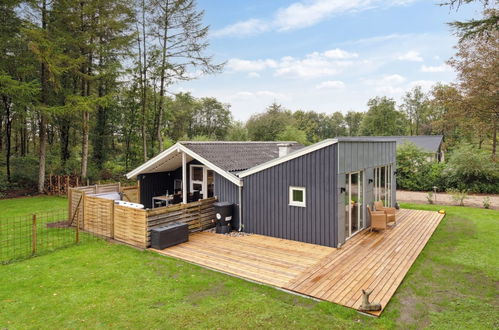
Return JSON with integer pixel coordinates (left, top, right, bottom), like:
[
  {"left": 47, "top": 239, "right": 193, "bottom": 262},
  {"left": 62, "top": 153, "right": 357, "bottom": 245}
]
[
  {"left": 138, "top": 172, "right": 174, "bottom": 208},
  {"left": 214, "top": 173, "right": 240, "bottom": 228},
  {"left": 242, "top": 144, "right": 338, "bottom": 247}
]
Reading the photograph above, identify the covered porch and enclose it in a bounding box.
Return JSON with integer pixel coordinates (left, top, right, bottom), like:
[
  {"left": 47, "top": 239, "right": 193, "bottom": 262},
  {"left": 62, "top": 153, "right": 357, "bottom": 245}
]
[
  {"left": 152, "top": 208, "right": 445, "bottom": 315},
  {"left": 132, "top": 145, "right": 232, "bottom": 209}
]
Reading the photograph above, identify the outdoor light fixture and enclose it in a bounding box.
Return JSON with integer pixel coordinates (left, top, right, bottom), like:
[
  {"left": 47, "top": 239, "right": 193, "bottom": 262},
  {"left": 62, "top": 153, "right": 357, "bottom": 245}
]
[
  {"left": 340, "top": 187, "right": 346, "bottom": 193},
  {"left": 368, "top": 179, "right": 374, "bottom": 184}
]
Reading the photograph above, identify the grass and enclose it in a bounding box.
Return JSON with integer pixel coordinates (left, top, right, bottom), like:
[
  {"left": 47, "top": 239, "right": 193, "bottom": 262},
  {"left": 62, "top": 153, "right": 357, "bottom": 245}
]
[
  {"left": 0, "top": 197, "right": 497, "bottom": 329},
  {"left": 0, "top": 196, "right": 82, "bottom": 264},
  {"left": 0, "top": 195, "right": 67, "bottom": 218}
]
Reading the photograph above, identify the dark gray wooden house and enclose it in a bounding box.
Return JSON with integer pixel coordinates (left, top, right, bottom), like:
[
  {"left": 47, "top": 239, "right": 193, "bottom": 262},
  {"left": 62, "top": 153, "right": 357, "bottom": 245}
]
[
  {"left": 346, "top": 135, "right": 444, "bottom": 162},
  {"left": 126, "top": 138, "right": 396, "bottom": 248}
]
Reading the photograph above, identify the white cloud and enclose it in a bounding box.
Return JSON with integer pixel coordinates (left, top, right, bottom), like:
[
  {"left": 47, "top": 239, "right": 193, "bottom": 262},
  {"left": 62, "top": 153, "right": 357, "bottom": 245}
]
[
  {"left": 227, "top": 58, "right": 277, "bottom": 72},
  {"left": 363, "top": 74, "right": 407, "bottom": 95},
  {"left": 228, "top": 48, "right": 358, "bottom": 79},
  {"left": 316, "top": 80, "right": 345, "bottom": 89},
  {"left": 323, "top": 48, "right": 359, "bottom": 59},
  {"left": 247, "top": 72, "right": 261, "bottom": 78},
  {"left": 211, "top": 19, "right": 269, "bottom": 38},
  {"left": 232, "top": 90, "right": 288, "bottom": 100},
  {"left": 381, "top": 74, "right": 406, "bottom": 84},
  {"left": 214, "top": 0, "right": 418, "bottom": 37},
  {"left": 408, "top": 80, "right": 436, "bottom": 90},
  {"left": 275, "top": 54, "right": 353, "bottom": 79},
  {"left": 396, "top": 51, "right": 423, "bottom": 62},
  {"left": 420, "top": 64, "right": 452, "bottom": 73}
]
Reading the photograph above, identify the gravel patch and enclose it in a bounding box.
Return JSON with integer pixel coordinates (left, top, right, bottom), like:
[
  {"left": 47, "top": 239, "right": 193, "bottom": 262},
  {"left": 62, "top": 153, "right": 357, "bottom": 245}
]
[{"left": 397, "top": 190, "right": 499, "bottom": 210}]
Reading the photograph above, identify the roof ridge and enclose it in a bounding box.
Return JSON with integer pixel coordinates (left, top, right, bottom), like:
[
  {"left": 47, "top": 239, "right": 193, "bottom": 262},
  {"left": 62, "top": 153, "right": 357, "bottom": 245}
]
[{"left": 179, "top": 141, "right": 299, "bottom": 144}]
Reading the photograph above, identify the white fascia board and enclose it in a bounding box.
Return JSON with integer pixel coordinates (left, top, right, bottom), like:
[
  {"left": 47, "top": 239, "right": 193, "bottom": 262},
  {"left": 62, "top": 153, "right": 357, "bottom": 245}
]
[
  {"left": 238, "top": 139, "right": 338, "bottom": 178},
  {"left": 126, "top": 143, "right": 243, "bottom": 187},
  {"left": 177, "top": 144, "right": 243, "bottom": 187},
  {"left": 125, "top": 143, "right": 181, "bottom": 179}
]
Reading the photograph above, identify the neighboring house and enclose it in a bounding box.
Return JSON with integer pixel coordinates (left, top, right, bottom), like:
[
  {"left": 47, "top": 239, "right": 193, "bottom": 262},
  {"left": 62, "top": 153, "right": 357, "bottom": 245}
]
[
  {"left": 344, "top": 135, "right": 444, "bottom": 162},
  {"left": 126, "top": 138, "right": 396, "bottom": 248}
]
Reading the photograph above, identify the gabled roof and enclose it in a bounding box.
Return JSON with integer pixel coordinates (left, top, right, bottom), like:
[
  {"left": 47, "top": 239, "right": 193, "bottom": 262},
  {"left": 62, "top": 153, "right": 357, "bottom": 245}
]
[
  {"left": 125, "top": 141, "right": 304, "bottom": 185},
  {"left": 238, "top": 139, "right": 338, "bottom": 178},
  {"left": 181, "top": 141, "right": 304, "bottom": 173},
  {"left": 340, "top": 135, "right": 443, "bottom": 153}
]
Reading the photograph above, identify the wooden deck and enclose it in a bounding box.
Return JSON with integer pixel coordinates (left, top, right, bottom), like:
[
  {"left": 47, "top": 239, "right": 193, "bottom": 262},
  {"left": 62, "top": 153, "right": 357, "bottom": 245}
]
[
  {"left": 152, "top": 232, "right": 335, "bottom": 287},
  {"left": 152, "top": 209, "right": 444, "bottom": 315}
]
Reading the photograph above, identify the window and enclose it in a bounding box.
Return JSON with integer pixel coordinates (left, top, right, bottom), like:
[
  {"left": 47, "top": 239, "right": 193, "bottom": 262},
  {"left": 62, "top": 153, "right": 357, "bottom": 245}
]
[
  {"left": 374, "top": 165, "right": 392, "bottom": 207},
  {"left": 289, "top": 186, "right": 306, "bottom": 207}
]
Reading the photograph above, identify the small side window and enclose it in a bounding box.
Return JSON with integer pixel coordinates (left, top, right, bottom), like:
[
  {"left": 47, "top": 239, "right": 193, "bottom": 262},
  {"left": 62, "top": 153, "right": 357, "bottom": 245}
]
[{"left": 289, "top": 186, "right": 306, "bottom": 207}]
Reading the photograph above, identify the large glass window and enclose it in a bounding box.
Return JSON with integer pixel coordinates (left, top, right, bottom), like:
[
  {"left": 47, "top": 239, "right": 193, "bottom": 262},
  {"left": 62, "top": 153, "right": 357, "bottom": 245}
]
[
  {"left": 374, "top": 165, "right": 392, "bottom": 207},
  {"left": 345, "top": 171, "right": 364, "bottom": 239}
]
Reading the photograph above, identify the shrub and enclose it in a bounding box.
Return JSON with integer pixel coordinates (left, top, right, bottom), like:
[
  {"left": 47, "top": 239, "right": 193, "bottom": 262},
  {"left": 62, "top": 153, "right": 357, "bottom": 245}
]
[
  {"left": 426, "top": 191, "right": 434, "bottom": 204},
  {"left": 483, "top": 197, "right": 491, "bottom": 209},
  {"left": 396, "top": 142, "right": 445, "bottom": 191},
  {"left": 444, "top": 144, "right": 499, "bottom": 193},
  {"left": 10, "top": 156, "right": 39, "bottom": 188},
  {"left": 447, "top": 189, "right": 468, "bottom": 206}
]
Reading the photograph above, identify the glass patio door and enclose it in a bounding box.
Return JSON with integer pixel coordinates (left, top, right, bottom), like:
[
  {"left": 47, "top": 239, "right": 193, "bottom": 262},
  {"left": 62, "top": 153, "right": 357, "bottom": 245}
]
[
  {"left": 190, "top": 165, "right": 215, "bottom": 199},
  {"left": 345, "top": 171, "right": 364, "bottom": 239},
  {"left": 374, "top": 165, "right": 392, "bottom": 207}
]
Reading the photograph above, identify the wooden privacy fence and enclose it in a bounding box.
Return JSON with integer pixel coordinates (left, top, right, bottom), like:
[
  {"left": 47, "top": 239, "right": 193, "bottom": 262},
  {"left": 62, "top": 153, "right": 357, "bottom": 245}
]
[
  {"left": 68, "top": 184, "right": 216, "bottom": 249},
  {"left": 68, "top": 183, "right": 139, "bottom": 238},
  {"left": 145, "top": 197, "right": 217, "bottom": 246}
]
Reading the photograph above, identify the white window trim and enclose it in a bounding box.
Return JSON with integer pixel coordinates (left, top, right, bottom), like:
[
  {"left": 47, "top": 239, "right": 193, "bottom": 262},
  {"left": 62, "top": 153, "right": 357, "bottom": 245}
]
[
  {"left": 190, "top": 165, "right": 206, "bottom": 197},
  {"left": 289, "top": 186, "right": 306, "bottom": 207}
]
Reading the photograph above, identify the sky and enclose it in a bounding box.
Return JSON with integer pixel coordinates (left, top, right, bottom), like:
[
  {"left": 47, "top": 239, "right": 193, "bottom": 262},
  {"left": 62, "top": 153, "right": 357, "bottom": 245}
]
[{"left": 173, "top": 0, "right": 484, "bottom": 121}]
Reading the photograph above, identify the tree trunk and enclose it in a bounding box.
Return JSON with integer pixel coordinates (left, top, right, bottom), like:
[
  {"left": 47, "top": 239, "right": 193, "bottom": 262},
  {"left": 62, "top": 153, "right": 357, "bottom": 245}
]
[
  {"left": 492, "top": 118, "right": 497, "bottom": 159},
  {"left": 38, "top": 114, "right": 47, "bottom": 192},
  {"left": 3, "top": 97, "right": 12, "bottom": 182},
  {"left": 81, "top": 110, "right": 89, "bottom": 179},
  {"left": 59, "top": 118, "right": 70, "bottom": 166},
  {"left": 156, "top": 0, "right": 169, "bottom": 152},
  {"left": 137, "top": 0, "right": 148, "bottom": 162},
  {"left": 0, "top": 111, "right": 3, "bottom": 152},
  {"left": 37, "top": 0, "right": 48, "bottom": 193}
]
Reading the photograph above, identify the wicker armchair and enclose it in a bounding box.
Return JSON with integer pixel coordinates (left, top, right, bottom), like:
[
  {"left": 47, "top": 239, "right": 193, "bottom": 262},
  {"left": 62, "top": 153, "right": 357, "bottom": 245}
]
[
  {"left": 374, "top": 201, "right": 397, "bottom": 226},
  {"left": 367, "top": 205, "right": 388, "bottom": 231}
]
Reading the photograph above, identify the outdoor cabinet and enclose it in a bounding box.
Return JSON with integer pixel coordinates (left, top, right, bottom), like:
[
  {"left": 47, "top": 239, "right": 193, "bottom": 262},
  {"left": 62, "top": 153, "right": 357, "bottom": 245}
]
[{"left": 150, "top": 222, "right": 189, "bottom": 249}]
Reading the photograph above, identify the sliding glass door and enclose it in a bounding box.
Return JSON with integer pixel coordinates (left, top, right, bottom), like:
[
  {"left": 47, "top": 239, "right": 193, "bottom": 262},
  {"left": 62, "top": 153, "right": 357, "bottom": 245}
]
[
  {"left": 374, "top": 165, "right": 392, "bottom": 207},
  {"left": 345, "top": 171, "right": 364, "bottom": 239}
]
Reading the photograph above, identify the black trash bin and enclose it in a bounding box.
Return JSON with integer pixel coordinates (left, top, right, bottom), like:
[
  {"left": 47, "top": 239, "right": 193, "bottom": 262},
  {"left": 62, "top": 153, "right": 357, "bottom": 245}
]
[
  {"left": 150, "top": 222, "right": 188, "bottom": 249},
  {"left": 213, "top": 202, "right": 234, "bottom": 234}
]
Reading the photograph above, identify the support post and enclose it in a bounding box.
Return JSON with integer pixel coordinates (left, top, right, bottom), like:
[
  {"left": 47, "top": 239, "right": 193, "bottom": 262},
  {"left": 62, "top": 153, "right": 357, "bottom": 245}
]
[
  {"left": 75, "top": 207, "right": 80, "bottom": 243},
  {"left": 182, "top": 151, "right": 187, "bottom": 204},
  {"left": 32, "top": 214, "right": 37, "bottom": 255}
]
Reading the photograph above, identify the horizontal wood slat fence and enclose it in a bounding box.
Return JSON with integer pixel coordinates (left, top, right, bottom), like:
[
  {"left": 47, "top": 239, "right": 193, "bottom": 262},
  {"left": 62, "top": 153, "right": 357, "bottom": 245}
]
[
  {"left": 146, "top": 197, "right": 217, "bottom": 245},
  {"left": 68, "top": 184, "right": 216, "bottom": 249}
]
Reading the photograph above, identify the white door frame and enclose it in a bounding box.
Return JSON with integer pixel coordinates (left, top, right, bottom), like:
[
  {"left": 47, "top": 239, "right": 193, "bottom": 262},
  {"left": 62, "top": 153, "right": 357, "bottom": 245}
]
[
  {"left": 346, "top": 171, "right": 364, "bottom": 239},
  {"left": 190, "top": 165, "right": 208, "bottom": 198}
]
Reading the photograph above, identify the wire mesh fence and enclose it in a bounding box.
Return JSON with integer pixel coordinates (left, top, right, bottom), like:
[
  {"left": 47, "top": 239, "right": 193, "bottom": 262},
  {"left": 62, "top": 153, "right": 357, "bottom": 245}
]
[{"left": 0, "top": 209, "right": 97, "bottom": 264}]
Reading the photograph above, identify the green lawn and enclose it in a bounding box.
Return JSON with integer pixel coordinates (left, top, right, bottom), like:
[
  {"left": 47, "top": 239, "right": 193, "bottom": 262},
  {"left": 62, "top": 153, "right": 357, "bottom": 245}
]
[
  {"left": 0, "top": 197, "right": 497, "bottom": 329},
  {"left": 0, "top": 195, "right": 68, "bottom": 218},
  {"left": 0, "top": 196, "right": 81, "bottom": 264}
]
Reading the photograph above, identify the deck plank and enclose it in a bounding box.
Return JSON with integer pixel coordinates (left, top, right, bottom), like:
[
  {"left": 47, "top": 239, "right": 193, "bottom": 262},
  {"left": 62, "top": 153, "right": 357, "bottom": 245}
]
[{"left": 150, "top": 209, "right": 444, "bottom": 316}]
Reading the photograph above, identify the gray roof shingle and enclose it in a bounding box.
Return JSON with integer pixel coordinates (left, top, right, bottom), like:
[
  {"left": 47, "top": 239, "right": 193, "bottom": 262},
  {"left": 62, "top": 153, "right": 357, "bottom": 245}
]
[
  {"left": 338, "top": 135, "right": 443, "bottom": 153},
  {"left": 181, "top": 141, "right": 304, "bottom": 173}
]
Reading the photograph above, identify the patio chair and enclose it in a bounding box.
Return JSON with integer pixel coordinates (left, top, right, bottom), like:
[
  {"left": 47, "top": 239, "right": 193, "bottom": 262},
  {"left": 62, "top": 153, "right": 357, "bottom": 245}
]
[
  {"left": 367, "top": 205, "right": 388, "bottom": 231},
  {"left": 374, "top": 201, "right": 397, "bottom": 226},
  {"left": 171, "top": 194, "right": 182, "bottom": 204}
]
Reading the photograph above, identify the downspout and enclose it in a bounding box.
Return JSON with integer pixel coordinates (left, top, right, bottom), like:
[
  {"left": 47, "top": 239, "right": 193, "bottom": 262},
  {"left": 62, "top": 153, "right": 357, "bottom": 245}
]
[{"left": 238, "top": 184, "right": 243, "bottom": 231}]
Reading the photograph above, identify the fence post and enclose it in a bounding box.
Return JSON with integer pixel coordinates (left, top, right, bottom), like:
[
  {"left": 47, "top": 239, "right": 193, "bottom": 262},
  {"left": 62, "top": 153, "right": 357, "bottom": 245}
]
[
  {"left": 75, "top": 208, "right": 80, "bottom": 244},
  {"left": 32, "top": 214, "right": 37, "bottom": 255}
]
